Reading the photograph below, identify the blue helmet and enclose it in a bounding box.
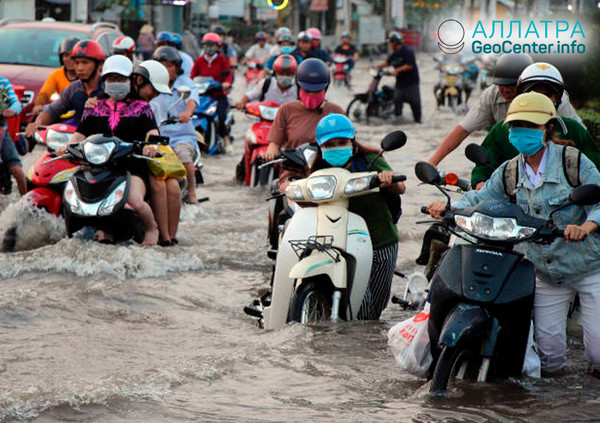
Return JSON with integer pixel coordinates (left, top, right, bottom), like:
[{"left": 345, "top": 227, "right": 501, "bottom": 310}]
[
  {"left": 156, "top": 31, "right": 174, "bottom": 46},
  {"left": 296, "top": 58, "right": 330, "bottom": 91},
  {"left": 315, "top": 114, "right": 356, "bottom": 146},
  {"left": 171, "top": 33, "right": 183, "bottom": 50}
]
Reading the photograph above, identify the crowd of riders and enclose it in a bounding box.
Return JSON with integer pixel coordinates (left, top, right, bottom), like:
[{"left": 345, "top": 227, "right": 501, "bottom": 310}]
[{"left": 2, "top": 21, "right": 600, "bottom": 381}]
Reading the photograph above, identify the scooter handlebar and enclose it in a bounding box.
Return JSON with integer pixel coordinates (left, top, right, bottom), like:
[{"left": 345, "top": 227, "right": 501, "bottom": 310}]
[{"left": 368, "top": 174, "right": 407, "bottom": 189}]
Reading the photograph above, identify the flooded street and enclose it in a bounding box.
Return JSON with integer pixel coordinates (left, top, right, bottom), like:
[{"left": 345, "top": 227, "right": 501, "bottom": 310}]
[{"left": 1, "top": 53, "right": 599, "bottom": 422}]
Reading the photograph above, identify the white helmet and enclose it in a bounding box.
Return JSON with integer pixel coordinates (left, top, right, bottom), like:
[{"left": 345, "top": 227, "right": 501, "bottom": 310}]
[
  {"left": 517, "top": 62, "right": 564, "bottom": 103},
  {"left": 132, "top": 60, "right": 171, "bottom": 94},
  {"left": 112, "top": 35, "right": 136, "bottom": 54},
  {"left": 102, "top": 54, "right": 133, "bottom": 78}
]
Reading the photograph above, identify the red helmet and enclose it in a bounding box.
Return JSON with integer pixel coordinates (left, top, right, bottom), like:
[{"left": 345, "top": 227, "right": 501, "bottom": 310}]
[
  {"left": 273, "top": 54, "right": 297, "bottom": 74},
  {"left": 112, "top": 35, "right": 136, "bottom": 54},
  {"left": 306, "top": 28, "right": 322, "bottom": 40},
  {"left": 71, "top": 40, "right": 106, "bottom": 62},
  {"left": 202, "top": 32, "right": 222, "bottom": 46}
]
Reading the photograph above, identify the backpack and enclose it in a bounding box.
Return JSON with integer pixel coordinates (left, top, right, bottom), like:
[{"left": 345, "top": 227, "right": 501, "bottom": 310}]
[
  {"left": 259, "top": 76, "right": 272, "bottom": 102},
  {"left": 502, "top": 145, "right": 581, "bottom": 203}
]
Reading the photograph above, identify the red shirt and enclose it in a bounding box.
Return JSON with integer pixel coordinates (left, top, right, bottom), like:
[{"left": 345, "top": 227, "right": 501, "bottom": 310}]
[{"left": 190, "top": 54, "right": 233, "bottom": 97}]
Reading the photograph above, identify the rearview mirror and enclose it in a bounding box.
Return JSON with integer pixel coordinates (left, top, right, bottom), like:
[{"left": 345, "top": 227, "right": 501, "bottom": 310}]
[
  {"left": 465, "top": 143, "right": 490, "bottom": 166},
  {"left": 414, "top": 161, "right": 441, "bottom": 185},
  {"left": 381, "top": 131, "right": 407, "bottom": 152},
  {"left": 176, "top": 85, "right": 191, "bottom": 99},
  {"left": 569, "top": 184, "right": 600, "bottom": 206}
]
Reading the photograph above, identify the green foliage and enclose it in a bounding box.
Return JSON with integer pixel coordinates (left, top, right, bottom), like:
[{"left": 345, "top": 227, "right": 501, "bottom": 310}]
[{"left": 578, "top": 108, "right": 600, "bottom": 146}]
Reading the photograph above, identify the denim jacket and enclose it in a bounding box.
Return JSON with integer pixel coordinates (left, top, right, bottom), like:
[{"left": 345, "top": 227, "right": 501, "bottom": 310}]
[{"left": 454, "top": 142, "right": 600, "bottom": 285}]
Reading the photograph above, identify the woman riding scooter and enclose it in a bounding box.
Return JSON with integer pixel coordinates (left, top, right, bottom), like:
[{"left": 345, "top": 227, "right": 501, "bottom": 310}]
[
  {"left": 428, "top": 92, "right": 600, "bottom": 377},
  {"left": 312, "top": 113, "right": 405, "bottom": 319}
]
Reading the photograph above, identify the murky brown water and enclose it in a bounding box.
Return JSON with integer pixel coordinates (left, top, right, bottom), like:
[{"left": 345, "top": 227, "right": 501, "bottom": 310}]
[{"left": 1, "top": 54, "right": 599, "bottom": 422}]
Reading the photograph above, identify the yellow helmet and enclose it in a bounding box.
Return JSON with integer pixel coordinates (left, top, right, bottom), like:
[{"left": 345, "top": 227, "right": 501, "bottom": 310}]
[{"left": 505, "top": 92, "right": 557, "bottom": 126}]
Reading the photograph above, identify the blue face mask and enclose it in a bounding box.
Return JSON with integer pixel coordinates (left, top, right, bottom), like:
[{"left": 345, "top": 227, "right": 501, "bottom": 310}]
[
  {"left": 509, "top": 127, "right": 545, "bottom": 156},
  {"left": 322, "top": 146, "right": 353, "bottom": 167},
  {"left": 281, "top": 46, "right": 294, "bottom": 54}
]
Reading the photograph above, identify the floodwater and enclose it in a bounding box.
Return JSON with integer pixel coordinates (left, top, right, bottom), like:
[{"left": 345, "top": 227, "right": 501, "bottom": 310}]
[{"left": 1, "top": 53, "right": 599, "bottom": 422}]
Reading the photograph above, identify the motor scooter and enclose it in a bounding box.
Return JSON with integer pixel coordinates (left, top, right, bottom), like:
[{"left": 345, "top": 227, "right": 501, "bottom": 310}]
[
  {"left": 244, "top": 59, "right": 263, "bottom": 87},
  {"left": 331, "top": 54, "right": 351, "bottom": 89},
  {"left": 346, "top": 68, "right": 395, "bottom": 123},
  {"left": 433, "top": 58, "right": 463, "bottom": 111},
  {"left": 247, "top": 131, "right": 407, "bottom": 329},
  {"left": 414, "top": 147, "right": 600, "bottom": 393}
]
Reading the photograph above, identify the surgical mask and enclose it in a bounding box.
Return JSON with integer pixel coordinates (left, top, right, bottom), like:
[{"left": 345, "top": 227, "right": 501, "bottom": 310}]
[
  {"left": 104, "top": 81, "right": 130, "bottom": 101},
  {"left": 281, "top": 46, "right": 294, "bottom": 54},
  {"left": 204, "top": 45, "right": 218, "bottom": 56},
  {"left": 509, "top": 127, "right": 545, "bottom": 156},
  {"left": 299, "top": 89, "right": 326, "bottom": 110},
  {"left": 322, "top": 146, "right": 353, "bottom": 167},
  {"left": 276, "top": 76, "right": 294, "bottom": 89}
]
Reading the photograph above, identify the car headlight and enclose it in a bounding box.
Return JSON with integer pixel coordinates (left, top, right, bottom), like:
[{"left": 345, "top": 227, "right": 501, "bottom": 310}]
[
  {"left": 307, "top": 176, "right": 336, "bottom": 201},
  {"left": 454, "top": 212, "right": 537, "bottom": 241},
  {"left": 258, "top": 105, "right": 279, "bottom": 121},
  {"left": 285, "top": 184, "right": 305, "bottom": 201},
  {"left": 98, "top": 181, "right": 127, "bottom": 216},
  {"left": 46, "top": 129, "right": 70, "bottom": 151},
  {"left": 83, "top": 141, "right": 115, "bottom": 165},
  {"left": 344, "top": 176, "right": 372, "bottom": 195},
  {"left": 206, "top": 104, "right": 217, "bottom": 115},
  {"left": 63, "top": 180, "right": 82, "bottom": 214}
]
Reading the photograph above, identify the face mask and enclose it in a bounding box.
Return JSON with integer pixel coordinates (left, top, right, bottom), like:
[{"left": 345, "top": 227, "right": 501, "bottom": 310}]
[
  {"left": 509, "top": 127, "right": 545, "bottom": 156},
  {"left": 204, "top": 45, "right": 218, "bottom": 56},
  {"left": 322, "top": 146, "right": 353, "bottom": 167},
  {"left": 276, "top": 76, "right": 294, "bottom": 89},
  {"left": 104, "top": 81, "right": 130, "bottom": 101},
  {"left": 281, "top": 46, "right": 294, "bottom": 54},
  {"left": 299, "top": 89, "right": 326, "bottom": 110}
]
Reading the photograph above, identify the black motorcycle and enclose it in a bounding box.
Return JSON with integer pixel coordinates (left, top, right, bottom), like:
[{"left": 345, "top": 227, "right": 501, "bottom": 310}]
[
  {"left": 346, "top": 68, "right": 395, "bottom": 123},
  {"left": 62, "top": 134, "right": 168, "bottom": 242},
  {"left": 414, "top": 152, "right": 600, "bottom": 393}
]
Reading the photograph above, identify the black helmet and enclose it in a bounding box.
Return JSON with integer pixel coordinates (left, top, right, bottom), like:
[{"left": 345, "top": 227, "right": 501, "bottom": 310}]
[
  {"left": 296, "top": 58, "right": 330, "bottom": 91},
  {"left": 492, "top": 53, "right": 534, "bottom": 86},
  {"left": 388, "top": 31, "right": 403, "bottom": 44},
  {"left": 213, "top": 25, "right": 227, "bottom": 36},
  {"left": 152, "top": 46, "right": 182, "bottom": 68},
  {"left": 58, "top": 37, "right": 81, "bottom": 65}
]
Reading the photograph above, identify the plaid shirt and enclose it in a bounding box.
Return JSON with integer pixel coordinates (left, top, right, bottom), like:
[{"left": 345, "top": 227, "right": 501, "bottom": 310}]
[{"left": 0, "top": 77, "right": 22, "bottom": 127}]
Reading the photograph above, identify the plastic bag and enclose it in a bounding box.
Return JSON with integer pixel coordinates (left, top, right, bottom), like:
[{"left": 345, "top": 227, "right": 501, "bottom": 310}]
[
  {"left": 147, "top": 145, "right": 187, "bottom": 180},
  {"left": 387, "top": 303, "right": 432, "bottom": 377},
  {"left": 522, "top": 320, "right": 541, "bottom": 378}
]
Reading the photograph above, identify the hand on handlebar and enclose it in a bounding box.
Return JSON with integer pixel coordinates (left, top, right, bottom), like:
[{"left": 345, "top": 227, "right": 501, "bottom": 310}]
[
  {"left": 564, "top": 224, "right": 591, "bottom": 243},
  {"left": 25, "top": 122, "right": 42, "bottom": 138},
  {"left": 55, "top": 145, "right": 68, "bottom": 156},
  {"left": 261, "top": 143, "right": 281, "bottom": 162},
  {"left": 143, "top": 145, "right": 159, "bottom": 158},
  {"left": 428, "top": 201, "right": 447, "bottom": 219},
  {"left": 378, "top": 171, "right": 398, "bottom": 188},
  {"left": 178, "top": 112, "right": 191, "bottom": 123}
]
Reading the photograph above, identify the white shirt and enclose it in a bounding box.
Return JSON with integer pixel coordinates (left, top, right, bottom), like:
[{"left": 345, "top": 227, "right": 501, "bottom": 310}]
[
  {"left": 522, "top": 145, "right": 549, "bottom": 187},
  {"left": 245, "top": 77, "right": 297, "bottom": 105},
  {"left": 244, "top": 43, "right": 273, "bottom": 62}
]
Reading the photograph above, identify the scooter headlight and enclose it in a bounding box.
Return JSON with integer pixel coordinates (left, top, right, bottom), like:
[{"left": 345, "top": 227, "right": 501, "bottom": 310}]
[
  {"left": 46, "top": 129, "right": 70, "bottom": 151},
  {"left": 98, "top": 181, "right": 127, "bottom": 216},
  {"left": 84, "top": 141, "right": 115, "bottom": 165},
  {"left": 63, "top": 180, "right": 83, "bottom": 214},
  {"left": 455, "top": 212, "right": 537, "bottom": 241},
  {"left": 344, "top": 176, "right": 371, "bottom": 195},
  {"left": 307, "top": 176, "right": 336, "bottom": 201},
  {"left": 285, "top": 184, "right": 305, "bottom": 201},
  {"left": 258, "top": 105, "right": 279, "bottom": 121}
]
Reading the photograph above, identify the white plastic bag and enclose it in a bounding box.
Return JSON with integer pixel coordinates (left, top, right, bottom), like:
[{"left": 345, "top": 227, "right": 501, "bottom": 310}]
[
  {"left": 522, "top": 320, "right": 541, "bottom": 378},
  {"left": 387, "top": 303, "right": 432, "bottom": 377}
]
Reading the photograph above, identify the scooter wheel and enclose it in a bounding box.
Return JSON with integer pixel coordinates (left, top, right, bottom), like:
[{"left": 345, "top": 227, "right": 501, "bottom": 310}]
[
  {"left": 430, "top": 344, "right": 481, "bottom": 393},
  {"left": 288, "top": 280, "right": 332, "bottom": 324}
]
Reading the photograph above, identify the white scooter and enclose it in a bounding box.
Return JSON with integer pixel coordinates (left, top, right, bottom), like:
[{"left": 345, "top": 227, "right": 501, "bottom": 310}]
[{"left": 253, "top": 131, "right": 407, "bottom": 329}]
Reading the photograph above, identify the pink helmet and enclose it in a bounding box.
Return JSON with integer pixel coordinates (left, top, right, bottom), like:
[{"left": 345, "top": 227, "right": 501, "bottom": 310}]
[
  {"left": 306, "top": 28, "right": 322, "bottom": 40},
  {"left": 202, "top": 32, "right": 222, "bottom": 46}
]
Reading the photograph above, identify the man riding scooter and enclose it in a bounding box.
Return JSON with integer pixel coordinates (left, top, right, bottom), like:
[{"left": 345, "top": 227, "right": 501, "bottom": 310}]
[{"left": 333, "top": 31, "right": 358, "bottom": 73}]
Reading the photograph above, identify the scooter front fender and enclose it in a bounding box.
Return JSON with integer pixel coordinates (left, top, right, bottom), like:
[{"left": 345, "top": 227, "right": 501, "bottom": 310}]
[
  {"left": 290, "top": 251, "right": 347, "bottom": 289},
  {"left": 439, "top": 303, "right": 491, "bottom": 348}
]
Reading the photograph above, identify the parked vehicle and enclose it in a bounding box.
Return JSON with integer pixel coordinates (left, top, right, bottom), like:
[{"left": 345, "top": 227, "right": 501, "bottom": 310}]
[{"left": 346, "top": 68, "right": 395, "bottom": 123}]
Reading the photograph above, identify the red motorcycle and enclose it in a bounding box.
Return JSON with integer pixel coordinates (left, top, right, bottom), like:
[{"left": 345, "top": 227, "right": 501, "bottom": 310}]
[
  {"left": 241, "top": 101, "right": 279, "bottom": 187},
  {"left": 245, "top": 59, "right": 264, "bottom": 87},
  {"left": 331, "top": 54, "right": 351, "bottom": 89}
]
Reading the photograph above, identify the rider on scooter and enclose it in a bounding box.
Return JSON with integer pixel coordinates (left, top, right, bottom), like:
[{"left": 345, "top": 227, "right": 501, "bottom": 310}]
[
  {"left": 0, "top": 77, "right": 27, "bottom": 195},
  {"left": 242, "top": 32, "right": 272, "bottom": 65},
  {"left": 312, "top": 113, "right": 405, "bottom": 319},
  {"left": 259, "top": 33, "right": 302, "bottom": 80},
  {"left": 306, "top": 28, "right": 332, "bottom": 65},
  {"left": 191, "top": 33, "right": 234, "bottom": 154},
  {"left": 428, "top": 92, "right": 600, "bottom": 378},
  {"left": 235, "top": 54, "right": 298, "bottom": 110},
  {"left": 333, "top": 31, "right": 358, "bottom": 73}
]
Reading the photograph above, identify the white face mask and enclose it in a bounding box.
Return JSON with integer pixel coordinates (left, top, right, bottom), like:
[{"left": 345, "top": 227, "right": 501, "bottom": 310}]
[
  {"left": 104, "top": 81, "right": 130, "bottom": 101},
  {"left": 276, "top": 76, "right": 294, "bottom": 89}
]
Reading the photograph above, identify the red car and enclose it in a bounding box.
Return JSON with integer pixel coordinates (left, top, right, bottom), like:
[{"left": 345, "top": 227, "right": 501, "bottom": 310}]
[{"left": 0, "top": 19, "right": 122, "bottom": 126}]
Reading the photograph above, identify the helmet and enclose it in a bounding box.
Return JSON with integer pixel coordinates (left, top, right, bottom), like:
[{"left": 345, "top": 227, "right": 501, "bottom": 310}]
[
  {"left": 156, "top": 31, "right": 175, "bottom": 46},
  {"left": 274, "top": 27, "right": 291, "bottom": 39},
  {"left": 111, "top": 35, "right": 136, "bottom": 55},
  {"left": 517, "top": 62, "right": 564, "bottom": 100},
  {"left": 255, "top": 31, "right": 268, "bottom": 41},
  {"left": 296, "top": 58, "right": 330, "bottom": 91},
  {"left": 202, "top": 32, "right": 222, "bottom": 46},
  {"left": 315, "top": 113, "right": 355, "bottom": 146},
  {"left": 71, "top": 40, "right": 106, "bottom": 62},
  {"left": 58, "top": 36, "right": 80, "bottom": 65},
  {"left": 492, "top": 53, "right": 534, "bottom": 85},
  {"left": 273, "top": 54, "right": 298, "bottom": 74},
  {"left": 297, "top": 31, "right": 313, "bottom": 42},
  {"left": 277, "top": 33, "right": 295, "bottom": 45},
  {"left": 152, "top": 46, "right": 182, "bottom": 68},
  {"left": 132, "top": 60, "right": 171, "bottom": 94},
  {"left": 101, "top": 54, "right": 133, "bottom": 78},
  {"left": 388, "top": 31, "right": 404, "bottom": 44},
  {"left": 213, "top": 25, "right": 227, "bottom": 36},
  {"left": 505, "top": 92, "right": 557, "bottom": 126},
  {"left": 171, "top": 33, "right": 183, "bottom": 50},
  {"left": 306, "top": 28, "right": 322, "bottom": 40},
  {"left": 341, "top": 31, "right": 350, "bottom": 38}
]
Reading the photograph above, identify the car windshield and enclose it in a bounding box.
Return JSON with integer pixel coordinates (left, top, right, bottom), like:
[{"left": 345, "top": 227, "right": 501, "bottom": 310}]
[{"left": 0, "top": 27, "right": 89, "bottom": 67}]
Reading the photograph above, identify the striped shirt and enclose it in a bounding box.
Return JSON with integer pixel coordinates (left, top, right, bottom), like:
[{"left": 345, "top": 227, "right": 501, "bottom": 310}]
[{"left": 0, "top": 77, "right": 21, "bottom": 127}]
